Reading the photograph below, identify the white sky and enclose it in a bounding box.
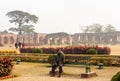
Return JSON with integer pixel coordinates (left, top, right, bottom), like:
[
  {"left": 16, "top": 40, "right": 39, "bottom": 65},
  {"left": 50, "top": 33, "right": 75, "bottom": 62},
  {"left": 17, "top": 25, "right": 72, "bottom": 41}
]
[{"left": 0, "top": 0, "right": 120, "bottom": 34}]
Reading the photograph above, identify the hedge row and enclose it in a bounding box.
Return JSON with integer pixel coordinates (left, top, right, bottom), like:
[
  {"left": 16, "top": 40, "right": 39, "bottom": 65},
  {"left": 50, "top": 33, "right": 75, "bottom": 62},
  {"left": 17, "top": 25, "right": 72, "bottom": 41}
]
[
  {"left": 20, "top": 45, "right": 111, "bottom": 55},
  {"left": 1, "top": 54, "right": 119, "bottom": 66},
  {"left": 20, "top": 48, "right": 43, "bottom": 53},
  {"left": 111, "top": 71, "right": 120, "bottom": 81},
  {"left": 0, "top": 50, "right": 17, "bottom": 54},
  {"left": 0, "top": 56, "right": 14, "bottom": 77}
]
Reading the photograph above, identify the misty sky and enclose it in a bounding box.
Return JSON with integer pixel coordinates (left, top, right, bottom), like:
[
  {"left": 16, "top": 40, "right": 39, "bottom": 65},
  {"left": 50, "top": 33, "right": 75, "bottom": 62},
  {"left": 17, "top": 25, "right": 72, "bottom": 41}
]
[{"left": 0, "top": 0, "right": 120, "bottom": 34}]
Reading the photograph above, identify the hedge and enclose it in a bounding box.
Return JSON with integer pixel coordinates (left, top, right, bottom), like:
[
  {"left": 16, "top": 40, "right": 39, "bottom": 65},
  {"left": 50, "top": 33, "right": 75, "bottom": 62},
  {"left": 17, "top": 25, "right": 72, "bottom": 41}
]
[
  {"left": 20, "top": 45, "right": 111, "bottom": 55},
  {"left": 0, "top": 56, "right": 14, "bottom": 77}
]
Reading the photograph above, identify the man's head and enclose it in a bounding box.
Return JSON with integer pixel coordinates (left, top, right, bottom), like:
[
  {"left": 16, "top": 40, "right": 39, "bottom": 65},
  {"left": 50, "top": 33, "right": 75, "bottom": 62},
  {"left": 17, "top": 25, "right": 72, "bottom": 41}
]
[{"left": 57, "top": 49, "right": 62, "bottom": 54}]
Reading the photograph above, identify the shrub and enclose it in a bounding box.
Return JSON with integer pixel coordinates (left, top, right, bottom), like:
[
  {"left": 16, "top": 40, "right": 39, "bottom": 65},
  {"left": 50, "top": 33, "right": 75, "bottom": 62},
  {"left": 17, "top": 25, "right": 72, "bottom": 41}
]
[
  {"left": 86, "top": 48, "right": 98, "bottom": 54},
  {"left": 0, "top": 50, "right": 17, "bottom": 54},
  {"left": 111, "top": 71, "right": 120, "bottom": 81},
  {"left": 102, "top": 47, "right": 111, "bottom": 54},
  {"left": 20, "top": 45, "right": 110, "bottom": 55},
  {"left": 63, "top": 46, "right": 73, "bottom": 54},
  {"left": 48, "top": 55, "right": 56, "bottom": 64},
  {"left": 42, "top": 48, "right": 57, "bottom": 54},
  {"left": 0, "top": 56, "right": 14, "bottom": 77},
  {"left": 33, "top": 48, "right": 43, "bottom": 53}
]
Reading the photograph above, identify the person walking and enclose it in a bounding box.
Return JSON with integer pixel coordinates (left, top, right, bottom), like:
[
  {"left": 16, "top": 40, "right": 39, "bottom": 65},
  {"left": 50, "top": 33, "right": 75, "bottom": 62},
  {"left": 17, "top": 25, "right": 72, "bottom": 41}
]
[{"left": 50, "top": 49, "right": 65, "bottom": 77}]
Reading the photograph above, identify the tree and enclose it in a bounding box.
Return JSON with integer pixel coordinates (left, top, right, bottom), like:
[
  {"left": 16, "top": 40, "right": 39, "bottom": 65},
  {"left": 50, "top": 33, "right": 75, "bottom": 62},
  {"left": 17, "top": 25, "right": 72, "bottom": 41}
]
[
  {"left": 21, "top": 25, "right": 35, "bottom": 34},
  {"left": 81, "top": 24, "right": 103, "bottom": 33},
  {"left": 2, "top": 30, "right": 8, "bottom": 33},
  {"left": 104, "top": 24, "right": 116, "bottom": 32},
  {"left": 91, "top": 24, "right": 103, "bottom": 33},
  {"left": 81, "top": 24, "right": 117, "bottom": 33},
  {"left": 6, "top": 10, "right": 38, "bottom": 35}
]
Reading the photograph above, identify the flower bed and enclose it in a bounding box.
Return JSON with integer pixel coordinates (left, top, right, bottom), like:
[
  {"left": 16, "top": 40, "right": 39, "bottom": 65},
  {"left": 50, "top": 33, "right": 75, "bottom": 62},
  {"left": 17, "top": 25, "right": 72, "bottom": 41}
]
[
  {"left": 0, "top": 75, "right": 14, "bottom": 80},
  {"left": 0, "top": 50, "right": 17, "bottom": 54}
]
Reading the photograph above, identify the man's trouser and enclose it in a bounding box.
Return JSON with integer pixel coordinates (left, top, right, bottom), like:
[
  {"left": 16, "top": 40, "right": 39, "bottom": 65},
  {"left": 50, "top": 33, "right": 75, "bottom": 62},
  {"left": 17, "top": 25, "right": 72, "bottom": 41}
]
[{"left": 51, "top": 64, "right": 63, "bottom": 74}]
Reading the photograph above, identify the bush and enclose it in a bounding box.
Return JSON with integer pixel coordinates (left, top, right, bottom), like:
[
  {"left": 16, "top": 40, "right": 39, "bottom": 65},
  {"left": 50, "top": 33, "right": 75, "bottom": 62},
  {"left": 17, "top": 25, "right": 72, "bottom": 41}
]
[
  {"left": 48, "top": 55, "right": 56, "bottom": 64},
  {"left": 20, "top": 48, "right": 33, "bottom": 53},
  {"left": 111, "top": 71, "right": 120, "bottom": 81},
  {"left": 20, "top": 45, "right": 111, "bottom": 55},
  {"left": 86, "top": 48, "right": 98, "bottom": 54},
  {"left": 42, "top": 48, "right": 57, "bottom": 54},
  {"left": 33, "top": 48, "right": 43, "bottom": 53},
  {"left": 0, "top": 56, "right": 14, "bottom": 77}
]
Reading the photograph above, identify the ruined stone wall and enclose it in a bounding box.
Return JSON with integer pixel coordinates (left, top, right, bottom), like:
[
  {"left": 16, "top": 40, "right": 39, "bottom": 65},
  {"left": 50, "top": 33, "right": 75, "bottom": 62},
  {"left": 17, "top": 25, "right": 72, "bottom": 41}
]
[
  {"left": 72, "top": 32, "right": 120, "bottom": 45},
  {"left": 0, "top": 32, "right": 120, "bottom": 46},
  {"left": 0, "top": 32, "right": 17, "bottom": 46}
]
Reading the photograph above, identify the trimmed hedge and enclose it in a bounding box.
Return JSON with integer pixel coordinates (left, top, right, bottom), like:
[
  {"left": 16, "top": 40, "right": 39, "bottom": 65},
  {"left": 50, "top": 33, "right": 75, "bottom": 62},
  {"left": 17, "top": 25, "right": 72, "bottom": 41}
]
[
  {"left": 20, "top": 48, "right": 43, "bottom": 53},
  {"left": 0, "top": 56, "right": 14, "bottom": 77},
  {"left": 48, "top": 55, "right": 56, "bottom": 64},
  {"left": 86, "top": 48, "right": 98, "bottom": 54},
  {"left": 111, "top": 71, "right": 120, "bottom": 81},
  {"left": 20, "top": 45, "right": 111, "bottom": 55},
  {"left": 0, "top": 50, "right": 17, "bottom": 54},
  {"left": 33, "top": 48, "right": 43, "bottom": 53},
  {"left": 0, "top": 54, "right": 120, "bottom": 66}
]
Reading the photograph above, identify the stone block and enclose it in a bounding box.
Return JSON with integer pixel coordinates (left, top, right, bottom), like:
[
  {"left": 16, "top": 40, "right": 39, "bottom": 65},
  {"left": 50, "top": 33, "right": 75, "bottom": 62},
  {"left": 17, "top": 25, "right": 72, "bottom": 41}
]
[{"left": 81, "top": 72, "right": 97, "bottom": 78}]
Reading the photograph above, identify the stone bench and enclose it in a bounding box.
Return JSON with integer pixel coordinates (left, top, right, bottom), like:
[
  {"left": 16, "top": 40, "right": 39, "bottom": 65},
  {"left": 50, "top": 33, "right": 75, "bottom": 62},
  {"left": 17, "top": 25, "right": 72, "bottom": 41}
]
[{"left": 81, "top": 72, "right": 97, "bottom": 78}]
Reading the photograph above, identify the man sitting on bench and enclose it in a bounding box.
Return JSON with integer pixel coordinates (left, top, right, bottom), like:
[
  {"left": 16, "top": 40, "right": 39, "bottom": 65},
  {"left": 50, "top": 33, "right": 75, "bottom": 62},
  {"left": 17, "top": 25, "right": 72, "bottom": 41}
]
[{"left": 50, "top": 49, "right": 65, "bottom": 77}]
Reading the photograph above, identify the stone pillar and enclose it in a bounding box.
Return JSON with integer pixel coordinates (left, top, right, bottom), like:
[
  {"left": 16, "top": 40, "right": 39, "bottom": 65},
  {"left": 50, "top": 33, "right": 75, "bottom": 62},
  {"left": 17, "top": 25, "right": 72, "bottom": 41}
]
[
  {"left": 61, "top": 38, "right": 65, "bottom": 45},
  {"left": 54, "top": 38, "right": 59, "bottom": 45}
]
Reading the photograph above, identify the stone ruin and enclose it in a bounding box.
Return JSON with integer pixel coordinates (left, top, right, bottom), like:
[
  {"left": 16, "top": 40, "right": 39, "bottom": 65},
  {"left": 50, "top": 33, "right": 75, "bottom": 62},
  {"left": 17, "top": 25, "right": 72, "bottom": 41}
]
[{"left": 0, "top": 31, "right": 120, "bottom": 46}]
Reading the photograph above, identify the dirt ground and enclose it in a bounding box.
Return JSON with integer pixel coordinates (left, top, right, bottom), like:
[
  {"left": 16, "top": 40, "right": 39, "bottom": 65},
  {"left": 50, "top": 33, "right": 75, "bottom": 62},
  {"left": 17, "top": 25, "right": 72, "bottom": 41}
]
[
  {"left": 109, "top": 45, "right": 120, "bottom": 55},
  {"left": 2, "top": 62, "right": 120, "bottom": 81}
]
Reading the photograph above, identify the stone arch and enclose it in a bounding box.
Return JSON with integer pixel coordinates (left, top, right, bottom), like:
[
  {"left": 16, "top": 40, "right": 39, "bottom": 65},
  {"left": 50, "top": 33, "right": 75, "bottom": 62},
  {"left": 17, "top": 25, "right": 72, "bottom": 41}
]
[
  {"left": 10, "top": 36, "right": 14, "bottom": 44},
  {"left": 4, "top": 36, "right": 8, "bottom": 44},
  {"left": 45, "top": 32, "right": 71, "bottom": 45},
  {"left": 0, "top": 36, "right": 3, "bottom": 46},
  {"left": 0, "top": 36, "right": 2, "bottom": 44},
  {"left": 39, "top": 37, "right": 45, "bottom": 45}
]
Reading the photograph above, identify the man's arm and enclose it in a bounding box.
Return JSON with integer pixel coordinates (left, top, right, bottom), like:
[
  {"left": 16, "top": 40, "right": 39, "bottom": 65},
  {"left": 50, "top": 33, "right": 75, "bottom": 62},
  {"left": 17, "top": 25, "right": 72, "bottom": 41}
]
[{"left": 62, "top": 54, "right": 65, "bottom": 64}]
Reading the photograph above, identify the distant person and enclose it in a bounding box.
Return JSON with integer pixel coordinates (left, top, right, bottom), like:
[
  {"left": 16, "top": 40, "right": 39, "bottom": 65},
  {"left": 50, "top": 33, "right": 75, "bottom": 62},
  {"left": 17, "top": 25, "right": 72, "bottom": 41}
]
[
  {"left": 15, "top": 42, "right": 18, "bottom": 49},
  {"left": 18, "top": 42, "right": 21, "bottom": 48},
  {"left": 21, "top": 43, "right": 25, "bottom": 48},
  {"left": 50, "top": 49, "right": 65, "bottom": 77}
]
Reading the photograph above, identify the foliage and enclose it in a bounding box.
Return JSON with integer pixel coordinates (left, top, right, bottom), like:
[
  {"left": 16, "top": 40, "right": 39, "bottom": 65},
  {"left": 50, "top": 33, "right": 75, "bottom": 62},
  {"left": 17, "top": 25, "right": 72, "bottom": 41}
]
[
  {"left": 111, "top": 71, "right": 120, "bottom": 81},
  {"left": 104, "top": 24, "right": 116, "bottom": 32},
  {"left": 0, "top": 50, "right": 17, "bottom": 54},
  {"left": 86, "top": 48, "right": 98, "bottom": 54},
  {"left": 47, "top": 55, "right": 56, "bottom": 64},
  {"left": 81, "top": 24, "right": 116, "bottom": 33},
  {"left": 21, "top": 25, "right": 35, "bottom": 34},
  {"left": 0, "top": 53, "right": 119, "bottom": 66},
  {"left": 20, "top": 48, "right": 43, "bottom": 53},
  {"left": 42, "top": 47, "right": 58, "bottom": 54},
  {"left": 33, "top": 48, "right": 43, "bottom": 53},
  {"left": 20, "top": 48, "right": 34, "bottom": 53},
  {"left": 20, "top": 45, "right": 111, "bottom": 55},
  {"left": 0, "top": 56, "right": 14, "bottom": 77},
  {"left": 6, "top": 10, "right": 38, "bottom": 34},
  {"left": 82, "top": 24, "right": 103, "bottom": 33}
]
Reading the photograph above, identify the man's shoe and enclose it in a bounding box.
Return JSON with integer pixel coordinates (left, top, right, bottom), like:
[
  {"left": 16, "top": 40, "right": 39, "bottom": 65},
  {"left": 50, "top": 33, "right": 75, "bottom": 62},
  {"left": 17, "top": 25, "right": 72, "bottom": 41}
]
[
  {"left": 50, "top": 74, "right": 54, "bottom": 77},
  {"left": 57, "top": 74, "right": 61, "bottom": 77},
  {"left": 50, "top": 73, "right": 55, "bottom": 77}
]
